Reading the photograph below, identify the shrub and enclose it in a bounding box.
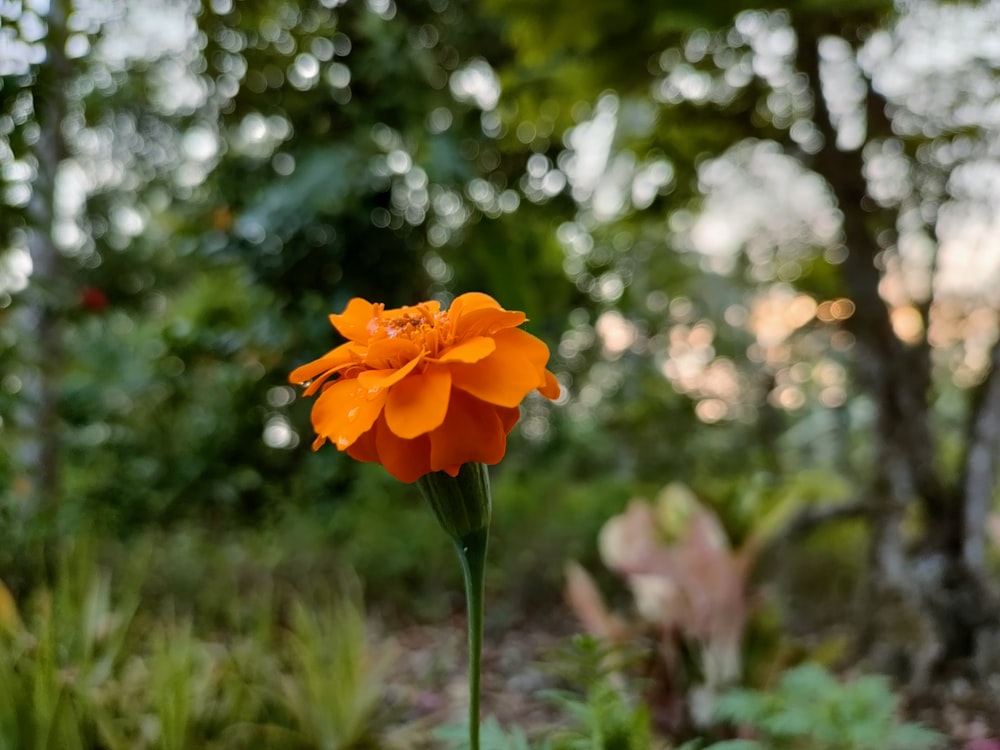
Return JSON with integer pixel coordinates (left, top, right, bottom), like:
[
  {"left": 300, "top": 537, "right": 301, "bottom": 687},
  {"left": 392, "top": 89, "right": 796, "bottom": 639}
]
[{"left": 694, "top": 662, "right": 943, "bottom": 750}]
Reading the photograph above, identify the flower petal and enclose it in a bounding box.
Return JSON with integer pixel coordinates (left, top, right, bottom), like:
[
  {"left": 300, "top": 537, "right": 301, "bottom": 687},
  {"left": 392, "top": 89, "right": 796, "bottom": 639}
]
[
  {"left": 375, "top": 418, "right": 432, "bottom": 483},
  {"left": 434, "top": 336, "right": 496, "bottom": 364},
  {"left": 384, "top": 367, "right": 452, "bottom": 439},
  {"left": 539, "top": 369, "right": 561, "bottom": 399},
  {"left": 329, "top": 298, "right": 376, "bottom": 341},
  {"left": 448, "top": 328, "right": 547, "bottom": 407},
  {"left": 302, "top": 366, "right": 344, "bottom": 397},
  {"left": 504, "top": 327, "right": 550, "bottom": 369},
  {"left": 454, "top": 307, "right": 527, "bottom": 339},
  {"left": 311, "top": 378, "right": 387, "bottom": 450},
  {"left": 363, "top": 337, "right": 422, "bottom": 370},
  {"left": 346, "top": 426, "right": 379, "bottom": 464},
  {"left": 492, "top": 328, "right": 559, "bottom": 396},
  {"left": 289, "top": 342, "right": 362, "bottom": 384},
  {"left": 448, "top": 292, "right": 501, "bottom": 317},
  {"left": 496, "top": 405, "right": 520, "bottom": 435},
  {"left": 294, "top": 294, "right": 552, "bottom": 482},
  {"left": 450, "top": 291, "right": 529, "bottom": 337},
  {"left": 429, "top": 390, "right": 507, "bottom": 472},
  {"left": 357, "top": 354, "right": 422, "bottom": 390}
]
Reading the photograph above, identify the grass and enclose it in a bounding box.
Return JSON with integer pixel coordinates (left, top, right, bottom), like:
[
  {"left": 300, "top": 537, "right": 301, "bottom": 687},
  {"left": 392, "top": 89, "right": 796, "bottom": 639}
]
[
  {"left": 0, "top": 487, "right": 957, "bottom": 750},
  {"left": 0, "top": 530, "right": 398, "bottom": 750}
]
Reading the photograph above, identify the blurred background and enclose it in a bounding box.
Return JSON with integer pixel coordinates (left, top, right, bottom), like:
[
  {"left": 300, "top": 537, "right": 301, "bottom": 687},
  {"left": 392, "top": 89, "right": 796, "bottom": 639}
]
[{"left": 2, "top": 0, "right": 1000, "bottom": 747}]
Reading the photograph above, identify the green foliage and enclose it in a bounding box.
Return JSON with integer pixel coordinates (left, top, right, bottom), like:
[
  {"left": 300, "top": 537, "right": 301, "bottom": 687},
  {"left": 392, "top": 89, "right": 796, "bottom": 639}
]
[
  {"left": 489, "top": 472, "right": 639, "bottom": 617},
  {"left": 487, "top": 0, "right": 892, "bottom": 114},
  {"left": 541, "top": 636, "right": 655, "bottom": 750},
  {"left": 275, "top": 595, "right": 394, "bottom": 749},
  {"left": 4, "top": 0, "right": 575, "bottom": 538},
  {"left": 145, "top": 619, "right": 226, "bottom": 750},
  {"left": 766, "top": 518, "right": 869, "bottom": 635},
  {"left": 59, "top": 265, "right": 299, "bottom": 527},
  {"left": 0, "top": 545, "right": 139, "bottom": 749},
  {"left": 677, "top": 741, "right": 759, "bottom": 750},
  {"left": 703, "top": 663, "right": 943, "bottom": 750},
  {"left": 435, "top": 716, "right": 534, "bottom": 750},
  {"left": 320, "top": 466, "right": 462, "bottom": 620},
  {"left": 3, "top": 2, "right": 997, "bottom": 747},
  {"left": 435, "top": 645, "right": 659, "bottom": 750},
  {"left": 2, "top": 0, "right": 923, "bottom": 570},
  {"left": 0, "top": 539, "right": 396, "bottom": 750}
]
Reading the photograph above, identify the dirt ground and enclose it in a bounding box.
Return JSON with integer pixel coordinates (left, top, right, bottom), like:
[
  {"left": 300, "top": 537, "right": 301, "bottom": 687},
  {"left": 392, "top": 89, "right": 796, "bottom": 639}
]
[
  {"left": 379, "top": 614, "right": 1000, "bottom": 748},
  {"left": 382, "top": 614, "right": 573, "bottom": 741}
]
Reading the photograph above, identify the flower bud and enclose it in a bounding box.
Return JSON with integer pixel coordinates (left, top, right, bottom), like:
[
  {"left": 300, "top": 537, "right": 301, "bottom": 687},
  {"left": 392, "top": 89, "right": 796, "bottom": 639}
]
[{"left": 416, "top": 461, "right": 492, "bottom": 542}]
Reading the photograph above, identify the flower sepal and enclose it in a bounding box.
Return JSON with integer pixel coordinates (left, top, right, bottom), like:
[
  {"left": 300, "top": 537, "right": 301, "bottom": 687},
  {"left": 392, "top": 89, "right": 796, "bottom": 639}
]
[{"left": 416, "top": 461, "right": 492, "bottom": 542}]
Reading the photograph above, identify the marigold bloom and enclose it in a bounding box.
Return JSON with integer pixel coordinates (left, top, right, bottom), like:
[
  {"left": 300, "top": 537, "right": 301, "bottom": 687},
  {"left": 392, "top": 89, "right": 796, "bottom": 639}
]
[{"left": 290, "top": 292, "right": 560, "bottom": 482}]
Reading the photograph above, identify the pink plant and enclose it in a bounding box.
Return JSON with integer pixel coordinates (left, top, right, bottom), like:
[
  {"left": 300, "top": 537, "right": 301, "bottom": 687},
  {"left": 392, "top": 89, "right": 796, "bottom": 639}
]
[
  {"left": 598, "top": 491, "right": 753, "bottom": 691},
  {"left": 565, "top": 483, "right": 783, "bottom": 726}
]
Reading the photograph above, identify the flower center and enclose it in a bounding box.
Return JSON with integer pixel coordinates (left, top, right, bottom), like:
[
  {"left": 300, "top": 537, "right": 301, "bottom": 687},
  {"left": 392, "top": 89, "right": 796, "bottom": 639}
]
[{"left": 366, "top": 303, "right": 453, "bottom": 356}]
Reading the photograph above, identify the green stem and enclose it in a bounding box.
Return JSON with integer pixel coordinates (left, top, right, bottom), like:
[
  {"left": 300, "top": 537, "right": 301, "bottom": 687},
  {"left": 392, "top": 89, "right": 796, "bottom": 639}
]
[
  {"left": 416, "top": 463, "right": 492, "bottom": 750},
  {"left": 453, "top": 524, "right": 488, "bottom": 750}
]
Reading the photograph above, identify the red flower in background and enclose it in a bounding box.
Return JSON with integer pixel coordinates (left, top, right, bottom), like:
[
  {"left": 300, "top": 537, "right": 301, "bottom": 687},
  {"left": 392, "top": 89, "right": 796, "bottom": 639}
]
[{"left": 80, "top": 286, "right": 108, "bottom": 312}]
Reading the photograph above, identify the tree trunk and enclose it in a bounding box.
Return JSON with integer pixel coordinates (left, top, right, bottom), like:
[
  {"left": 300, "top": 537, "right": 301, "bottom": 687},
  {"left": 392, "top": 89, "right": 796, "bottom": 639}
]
[
  {"left": 796, "top": 26, "right": 999, "bottom": 681},
  {"left": 15, "top": 0, "right": 71, "bottom": 531},
  {"left": 962, "top": 328, "right": 1000, "bottom": 577}
]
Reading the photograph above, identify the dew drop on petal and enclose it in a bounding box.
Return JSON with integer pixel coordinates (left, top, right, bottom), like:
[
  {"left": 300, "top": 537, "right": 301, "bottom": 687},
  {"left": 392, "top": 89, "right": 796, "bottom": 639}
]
[{"left": 347, "top": 407, "right": 360, "bottom": 421}]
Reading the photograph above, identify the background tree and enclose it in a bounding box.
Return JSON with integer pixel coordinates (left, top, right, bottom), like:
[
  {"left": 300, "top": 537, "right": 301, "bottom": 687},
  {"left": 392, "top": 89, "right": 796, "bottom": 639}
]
[
  {"left": 486, "top": 0, "right": 1000, "bottom": 677},
  {"left": 0, "top": 0, "right": 572, "bottom": 536},
  {"left": 4, "top": 0, "right": 1000, "bottom": 688}
]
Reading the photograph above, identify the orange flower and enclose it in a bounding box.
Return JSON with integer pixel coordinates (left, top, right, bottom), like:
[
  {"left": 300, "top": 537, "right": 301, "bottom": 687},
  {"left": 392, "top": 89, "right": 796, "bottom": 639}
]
[{"left": 290, "top": 292, "right": 560, "bottom": 482}]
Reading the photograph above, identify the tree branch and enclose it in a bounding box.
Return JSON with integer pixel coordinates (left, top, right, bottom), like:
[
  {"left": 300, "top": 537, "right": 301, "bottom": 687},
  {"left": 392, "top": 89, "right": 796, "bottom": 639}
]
[{"left": 778, "top": 499, "right": 870, "bottom": 543}]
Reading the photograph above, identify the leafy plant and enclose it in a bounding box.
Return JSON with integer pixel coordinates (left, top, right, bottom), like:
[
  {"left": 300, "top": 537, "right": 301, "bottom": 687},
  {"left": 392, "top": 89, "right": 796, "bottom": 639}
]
[
  {"left": 0, "top": 535, "right": 404, "bottom": 750},
  {"left": 542, "top": 636, "right": 658, "bottom": 750},
  {"left": 697, "top": 662, "right": 943, "bottom": 750},
  {"left": 437, "top": 637, "right": 659, "bottom": 750},
  {"left": 146, "top": 619, "right": 223, "bottom": 750},
  {"left": 565, "top": 483, "right": 797, "bottom": 730},
  {"left": 274, "top": 593, "right": 396, "bottom": 749},
  {"left": 0, "top": 547, "right": 140, "bottom": 750},
  {"left": 435, "top": 716, "right": 534, "bottom": 750}
]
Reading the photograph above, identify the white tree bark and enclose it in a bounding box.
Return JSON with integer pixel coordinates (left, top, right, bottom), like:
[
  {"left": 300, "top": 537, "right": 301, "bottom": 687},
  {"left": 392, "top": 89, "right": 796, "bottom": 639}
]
[
  {"left": 16, "top": 0, "right": 71, "bottom": 524},
  {"left": 962, "top": 325, "right": 1000, "bottom": 574}
]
